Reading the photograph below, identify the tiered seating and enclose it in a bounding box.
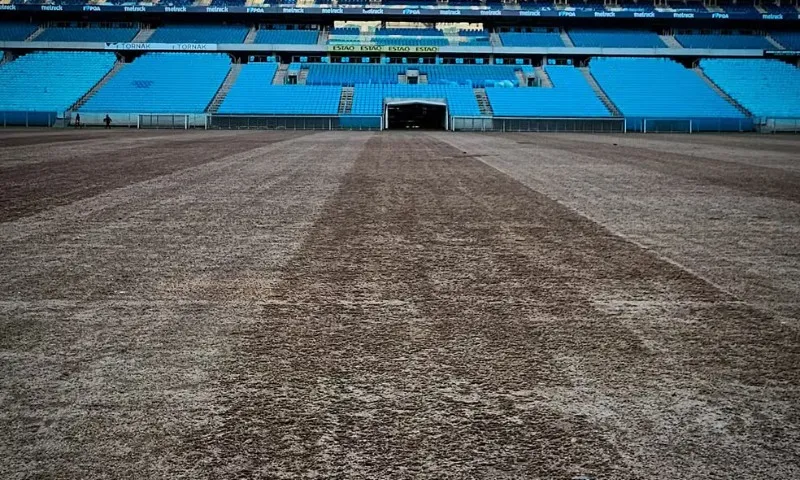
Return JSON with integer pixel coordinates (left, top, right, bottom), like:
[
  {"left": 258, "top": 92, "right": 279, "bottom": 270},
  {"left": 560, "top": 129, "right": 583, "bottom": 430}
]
[
  {"left": 81, "top": 53, "right": 230, "bottom": 113},
  {"left": 0, "top": 22, "right": 38, "bottom": 41},
  {"left": 568, "top": 29, "right": 667, "bottom": 48},
  {"left": 485, "top": 66, "right": 610, "bottom": 117},
  {"left": 589, "top": 57, "right": 744, "bottom": 118},
  {"left": 700, "top": 59, "right": 800, "bottom": 118},
  {"left": 148, "top": 25, "right": 248, "bottom": 44},
  {"left": 452, "top": 29, "right": 490, "bottom": 46},
  {"left": 37, "top": 26, "right": 139, "bottom": 43},
  {"left": 306, "top": 64, "right": 405, "bottom": 85},
  {"left": 770, "top": 31, "right": 800, "bottom": 50},
  {"left": 499, "top": 31, "right": 565, "bottom": 47},
  {"left": 721, "top": 4, "right": 758, "bottom": 15},
  {"left": 253, "top": 29, "right": 318, "bottom": 44},
  {"left": 0, "top": 51, "right": 116, "bottom": 111},
  {"left": 351, "top": 84, "right": 481, "bottom": 116},
  {"left": 665, "top": 1, "right": 706, "bottom": 12},
  {"left": 674, "top": 32, "right": 773, "bottom": 49},
  {"left": 220, "top": 66, "right": 340, "bottom": 114},
  {"left": 424, "top": 65, "right": 519, "bottom": 87}
]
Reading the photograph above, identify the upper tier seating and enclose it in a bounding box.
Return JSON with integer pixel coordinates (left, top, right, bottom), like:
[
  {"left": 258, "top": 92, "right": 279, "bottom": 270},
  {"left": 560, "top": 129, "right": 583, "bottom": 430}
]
[
  {"left": 372, "top": 27, "right": 449, "bottom": 46},
  {"left": 148, "top": 25, "right": 248, "bottom": 44},
  {"left": 589, "top": 57, "right": 744, "bottom": 118},
  {"left": 454, "top": 29, "right": 490, "bottom": 46},
  {"left": 485, "top": 66, "right": 610, "bottom": 117},
  {"left": 568, "top": 29, "right": 667, "bottom": 48},
  {"left": 665, "top": 1, "right": 707, "bottom": 13},
  {"left": 351, "top": 84, "right": 481, "bottom": 116},
  {"left": 81, "top": 53, "right": 230, "bottom": 113},
  {"left": 770, "top": 31, "right": 800, "bottom": 50},
  {"left": 674, "top": 32, "right": 773, "bottom": 49},
  {"left": 37, "top": 26, "right": 139, "bottom": 43},
  {"left": 253, "top": 29, "right": 319, "bottom": 44},
  {"left": 720, "top": 4, "right": 758, "bottom": 15},
  {"left": 499, "top": 31, "right": 565, "bottom": 47},
  {"left": 0, "top": 22, "right": 38, "bottom": 41},
  {"left": 700, "top": 59, "right": 800, "bottom": 118},
  {"left": 0, "top": 51, "right": 116, "bottom": 111},
  {"left": 219, "top": 65, "right": 341, "bottom": 115}
]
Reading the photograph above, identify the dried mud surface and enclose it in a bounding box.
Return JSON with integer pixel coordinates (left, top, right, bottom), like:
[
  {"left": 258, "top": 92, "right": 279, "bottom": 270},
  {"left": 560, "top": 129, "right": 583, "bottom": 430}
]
[{"left": 0, "top": 130, "right": 798, "bottom": 479}]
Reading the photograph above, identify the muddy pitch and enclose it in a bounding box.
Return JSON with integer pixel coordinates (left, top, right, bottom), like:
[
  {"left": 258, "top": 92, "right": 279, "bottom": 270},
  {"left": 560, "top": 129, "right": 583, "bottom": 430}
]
[{"left": 0, "top": 130, "right": 798, "bottom": 479}]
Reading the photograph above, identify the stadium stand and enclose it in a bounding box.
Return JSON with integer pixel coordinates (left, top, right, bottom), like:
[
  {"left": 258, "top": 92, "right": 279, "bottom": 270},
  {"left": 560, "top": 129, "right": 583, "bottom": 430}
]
[
  {"left": 485, "top": 66, "right": 611, "bottom": 117},
  {"left": 0, "top": 22, "right": 38, "bottom": 41},
  {"left": 674, "top": 31, "right": 773, "bottom": 49},
  {"left": 253, "top": 28, "right": 319, "bottom": 44},
  {"left": 351, "top": 84, "right": 481, "bottom": 116},
  {"left": 567, "top": 29, "right": 667, "bottom": 48},
  {"left": 305, "top": 63, "right": 405, "bottom": 85},
  {"left": 700, "top": 59, "right": 800, "bottom": 118},
  {"left": 0, "top": 51, "right": 116, "bottom": 112},
  {"left": 219, "top": 65, "right": 340, "bottom": 114},
  {"left": 81, "top": 53, "right": 230, "bottom": 113},
  {"left": 498, "top": 31, "right": 565, "bottom": 47},
  {"left": 424, "top": 65, "right": 519, "bottom": 87},
  {"left": 770, "top": 31, "right": 800, "bottom": 50},
  {"left": 589, "top": 57, "right": 744, "bottom": 119},
  {"left": 36, "top": 26, "right": 139, "bottom": 43},
  {"left": 148, "top": 24, "right": 248, "bottom": 44},
  {"left": 373, "top": 28, "right": 450, "bottom": 47}
]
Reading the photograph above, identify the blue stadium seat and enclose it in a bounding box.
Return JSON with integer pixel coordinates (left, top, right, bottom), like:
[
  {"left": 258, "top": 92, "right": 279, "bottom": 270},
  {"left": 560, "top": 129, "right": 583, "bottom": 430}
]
[
  {"left": 0, "top": 51, "right": 116, "bottom": 112},
  {"left": 568, "top": 29, "right": 667, "bottom": 48},
  {"left": 770, "top": 31, "right": 800, "bottom": 50},
  {"left": 81, "top": 53, "right": 231, "bottom": 113},
  {"left": 485, "top": 66, "right": 610, "bottom": 117},
  {"left": 700, "top": 59, "right": 800, "bottom": 118},
  {"left": 36, "top": 26, "right": 139, "bottom": 43},
  {"left": 220, "top": 65, "right": 340, "bottom": 114},
  {"left": 499, "top": 32, "right": 565, "bottom": 47},
  {"left": 0, "top": 22, "right": 38, "bottom": 41},
  {"left": 148, "top": 25, "right": 248, "bottom": 43},
  {"left": 351, "top": 84, "right": 481, "bottom": 116},
  {"left": 674, "top": 32, "right": 773, "bottom": 49},
  {"left": 589, "top": 57, "right": 744, "bottom": 118},
  {"left": 253, "top": 29, "right": 319, "bottom": 45}
]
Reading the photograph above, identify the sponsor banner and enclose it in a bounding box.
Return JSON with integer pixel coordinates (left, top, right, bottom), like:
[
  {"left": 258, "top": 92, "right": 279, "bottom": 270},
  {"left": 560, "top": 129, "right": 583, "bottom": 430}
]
[
  {"left": 327, "top": 44, "right": 440, "bottom": 53},
  {"left": 1, "top": 2, "right": 796, "bottom": 20},
  {"left": 105, "top": 42, "right": 217, "bottom": 51}
]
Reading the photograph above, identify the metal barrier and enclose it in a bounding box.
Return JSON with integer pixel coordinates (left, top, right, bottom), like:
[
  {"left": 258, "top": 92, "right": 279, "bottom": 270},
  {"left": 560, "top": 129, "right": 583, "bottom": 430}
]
[
  {"left": 758, "top": 118, "right": 800, "bottom": 133},
  {"left": 209, "top": 115, "right": 382, "bottom": 131},
  {"left": 0, "top": 111, "right": 59, "bottom": 127},
  {"left": 628, "top": 117, "right": 755, "bottom": 133},
  {"left": 451, "top": 116, "right": 626, "bottom": 133},
  {"left": 63, "top": 112, "right": 208, "bottom": 129}
]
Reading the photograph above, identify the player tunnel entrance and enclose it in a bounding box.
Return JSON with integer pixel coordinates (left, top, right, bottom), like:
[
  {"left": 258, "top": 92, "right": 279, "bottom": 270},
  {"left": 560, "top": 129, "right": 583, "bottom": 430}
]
[{"left": 384, "top": 98, "right": 448, "bottom": 130}]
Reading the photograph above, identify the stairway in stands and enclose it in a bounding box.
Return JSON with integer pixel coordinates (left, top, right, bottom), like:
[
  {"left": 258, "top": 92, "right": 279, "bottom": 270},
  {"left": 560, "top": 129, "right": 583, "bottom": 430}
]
[
  {"left": 692, "top": 67, "right": 752, "bottom": 117},
  {"left": 534, "top": 66, "right": 554, "bottom": 88},
  {"left": 659, "top": 34, "right": 683, "bottom": 48},
  {"left": 26, "top": 26, "right": 45, "bottom": 41},
  {"left": 206, "top": 63, "right": 243, "bottom": 113},
  {"left": 338, "top": 87, "right": 354, "bottom": 114},
  {"left": 579, "top": 67, "right": 622, "bottom": 117},
  {"left": 244, "top": 27, "right": 257, "bottom": 44},
  {"left": 297, "top": 67, "right": 309, "bottom": 85},
  {"left": 272, "top": 64, "right": 288, "bottom": 85},
  {"left": 490, "top": 32, "right": 503, "bottom": 47},
  {"left": 515, "top": 70, "right": 528, "bottom": 87},
  {"left": 317, "top": 28, "right": 329, "bottom": 45},
  {"left": 473, "top": 88, "right": 493, "bottom": 116},
  {"left": 765, "top": 34, "right": 785, "bottom": 50},
  {"left": 69, "top": 61, "right": 126, "bottom": 111},
  {"left": 132, "top": 28, "right": 155, "bottom": 43},
  {"left": 559, "top": 29, "right": 574, "bottom": 47}
]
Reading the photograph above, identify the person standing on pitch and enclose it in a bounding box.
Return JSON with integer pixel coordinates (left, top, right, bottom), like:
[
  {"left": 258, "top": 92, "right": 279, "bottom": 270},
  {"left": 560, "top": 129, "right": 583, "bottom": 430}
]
[
  {"left": 74, "top": 113, "right": 81, "bottom": 129},
  {"left": 103, "top": 114, "right": 112, "bottom": 129}
]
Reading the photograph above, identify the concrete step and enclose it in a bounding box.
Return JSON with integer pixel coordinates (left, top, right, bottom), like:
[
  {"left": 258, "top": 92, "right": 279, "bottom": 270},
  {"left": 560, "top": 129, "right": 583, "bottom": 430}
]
[
  {"left": 338, "top": 87, "right": 354, "bottom": 114},
  {"left": 131, "top": 28, "right": 154, "bottom": 43},
  {"left": 71, "top": 61, "right": 126, "bottom": 112},
  {"left": 490, "top": 32, "right": 503, "bottom": 47},
  {"left": 560, "top": 29, "right": 574, "bottom": 47},
  {"left": 297, "top": 67, "right": 309, "bottom": 85},
  {"left": 206, "top": 63, "right": 243, "bottom": 113},
  {"left": 317, "top": 29, "right": 329, "bottom": 45},
  {"left": 515, "top": 69, "right": 527, "bottom": 87},
  {"left": 473, "top": 88, "right": 493, "bottom": 116},
  {"left": 244, "top": 27, "right": 257, "bottom": 44},
  {"left": 765, "top": 34, "right": 785, "bottom": 50},
  {"left": 579, "top": 66, "right": 622, "bottom": 117},
  {"left": 659, "top": 34, "right": 683, "bottom": 48},
  {"left": 534, "top": 66, "right": 553, "bottom": 88},
  {"left": 26, "top": 25, "right": 45, "bottom": 42},
  {"left": 693, "top": 67, "right": 752, "bottom": 117},
  {"left": 272, "top": 64, "right": 288, "bottom": 85}
]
